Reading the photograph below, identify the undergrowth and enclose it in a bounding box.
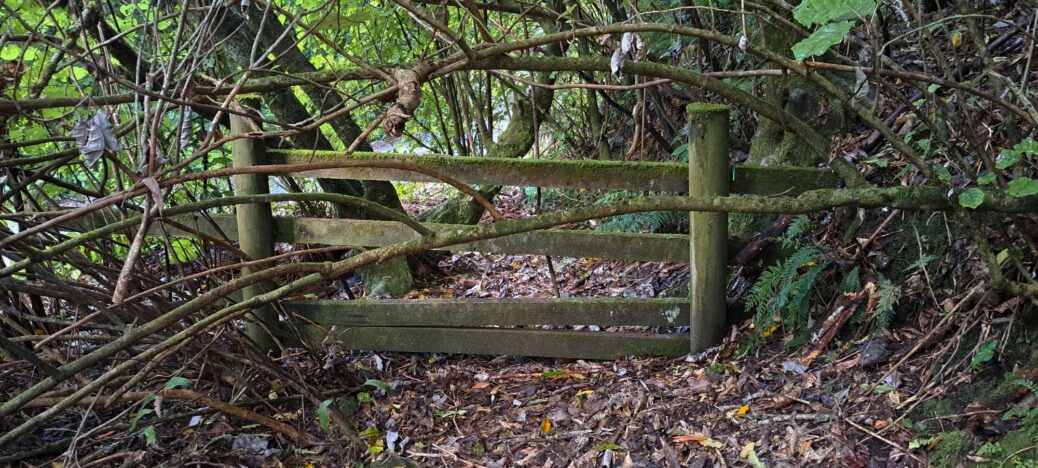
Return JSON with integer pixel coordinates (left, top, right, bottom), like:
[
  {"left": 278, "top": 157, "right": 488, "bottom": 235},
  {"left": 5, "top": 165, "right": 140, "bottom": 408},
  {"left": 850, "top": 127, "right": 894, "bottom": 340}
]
[{"left": 743, "top": 215, "right": 901, "bottom": 352}]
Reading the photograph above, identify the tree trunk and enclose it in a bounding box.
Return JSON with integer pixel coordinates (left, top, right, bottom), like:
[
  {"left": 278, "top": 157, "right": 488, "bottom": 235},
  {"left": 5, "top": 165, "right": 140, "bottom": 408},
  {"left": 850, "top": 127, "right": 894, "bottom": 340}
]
[
  {"left": 732, "top": 13, "right": 847, "bottom": 237},
  {"left": 216, "top": 6, "right": 412, "bottom": 296}
]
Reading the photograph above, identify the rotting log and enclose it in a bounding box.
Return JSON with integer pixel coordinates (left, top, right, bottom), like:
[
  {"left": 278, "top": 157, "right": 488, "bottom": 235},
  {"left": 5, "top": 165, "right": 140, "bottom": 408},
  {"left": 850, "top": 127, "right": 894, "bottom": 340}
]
[
  {"left": 687, "top": 103, "right": 730, "bottom": 353},
  {"left": 230, "top": 114, "right": 279, "bottom": 354}
]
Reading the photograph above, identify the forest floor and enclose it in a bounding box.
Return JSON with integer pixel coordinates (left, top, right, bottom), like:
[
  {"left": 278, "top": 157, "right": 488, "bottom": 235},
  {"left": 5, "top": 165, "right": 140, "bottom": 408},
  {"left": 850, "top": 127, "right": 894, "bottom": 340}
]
[{"left": 3, "top": 188, "right": 1036, "bottom": 467}]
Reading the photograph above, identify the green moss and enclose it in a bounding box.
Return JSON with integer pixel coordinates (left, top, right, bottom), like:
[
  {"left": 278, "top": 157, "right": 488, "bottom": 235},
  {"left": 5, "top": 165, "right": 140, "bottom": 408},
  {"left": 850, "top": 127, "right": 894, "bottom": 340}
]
[
  {"left": 929, "top": 430, "right": 974, "bottom": 467},
  {"left": 686, "top": 103, "right": 730, "bottom": 115},
  {"left": 359, "top": 256, "right": 413, "bottom": 298},
  {"left": 921, "top": 399, "right": 959, "bottom": 419}
]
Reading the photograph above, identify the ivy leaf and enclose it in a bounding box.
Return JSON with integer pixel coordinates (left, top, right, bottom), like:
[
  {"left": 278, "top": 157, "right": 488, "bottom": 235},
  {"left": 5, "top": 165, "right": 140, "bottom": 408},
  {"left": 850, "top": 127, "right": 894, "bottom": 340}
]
[
  {"left": 931, "top": 163, "right": 953, "bottom": 183},
  {"left": 317, "top": 399, "right": 333, "bottom": 431},
  {"left": 1007, "top": 178, "right": 1038, "bottom": 197},
  {"left": 997, "top": 138, "right": 1037, "bottom": 169},
  {"left": 996, "top": 151, "right": 1021, "bottom": 170},
  {"left": 971, "top": 340, "right": 998, "bottom": 370},
  {"left": 794, "top": 0, "right": 876, "bottom": 27},
  {"left": 957, "top": 188, "right": 984, "bottom": 209},
  {"left": 792, "top": 21, "right": 855, "bottom": 62},
  {"left": 977, "top": 172, "right": 996, "bottom": 185}
]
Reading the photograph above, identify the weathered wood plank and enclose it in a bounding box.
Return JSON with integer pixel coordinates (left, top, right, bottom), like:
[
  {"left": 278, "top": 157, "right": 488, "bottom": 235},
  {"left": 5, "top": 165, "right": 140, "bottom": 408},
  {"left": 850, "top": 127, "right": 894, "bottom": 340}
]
[
  {"left": 289, "top": 325, "right": 689, "bottom": 359},
  {"left": 284, "top": 298, "right": 687, "bottom": 326},
  {"left": 687, "top": 104, "right": 729, "bottom": 353},
  {"left": 71, "top": 214, "right": 700, "bottom": 262},
  {"left": 231, "top": 114, "right": 279, "bottom": 352},
  {"left": 266, "top": 150, "right": 840, "bottom": 195}
]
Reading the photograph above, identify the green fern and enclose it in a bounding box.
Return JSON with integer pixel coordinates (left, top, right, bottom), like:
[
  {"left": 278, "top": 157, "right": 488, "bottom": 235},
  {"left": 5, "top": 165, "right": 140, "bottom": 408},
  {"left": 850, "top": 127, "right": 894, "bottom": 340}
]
[
  {"left": 779, "top": 215, "right": 812, "bottom": 249},
  {"left": 593, "top": 191, "right": 685, "bottom": 233},
  {"left": 872, "top": 275, "right": 900, "bottom": 330},
  {"left": 745, "top": 245, "right": 828, "bottom": 349},
  {"left": 1013, "top": 379, "right": 1038, "bottom": 396}
]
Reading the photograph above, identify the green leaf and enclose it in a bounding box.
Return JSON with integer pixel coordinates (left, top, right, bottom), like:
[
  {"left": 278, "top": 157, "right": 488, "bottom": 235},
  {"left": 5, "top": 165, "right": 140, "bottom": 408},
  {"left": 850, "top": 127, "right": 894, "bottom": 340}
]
[
  {"left": 865, "top": 156, "right": 889, "bottom": 168},
  {"left": 908, "top": 436, "right": 936, "bottom": 449},
  {"left": 593, "top": 443, "right": 623, "bottom": 451},
  {"left": 971, "top": 340, "right": 997, "bottom": 370},
  {"left": 356, "top": 392, "right": 373, "bottom": 403},
  {"left": 130, "top": 407, "right": 153, "bottom": 430},
  {"left": 792, "top": 21, "right": 855, "bottom": 62},
  {"left": 977, "top": 172, "right": 996, "bottom": 185},
  {"left": 671, "top": 143, "right": 688, "bottom": 158},
  {"left": 873, "top": 384, "right": 894, "bottom": 394},
  {"left": 364, "top": 379, "right": 391, "bottom": 393},
  {"left": 142, "top": 425, "right": 157, "bottom": 445},
  {"left": 541, "top": 368, "right": 567, "bottom": 379},
  {"left": 957, "top": 188, "right": 984, "bottom": 209},
  {"left": 997, "top": 138, "right": 1037, "bottom": 169},
  {"left": 0, "top": 45, "right": 22, "bottom": 61},
  {"left": 317, "top": 399, "right": 333, "bottom": 431},
  {"left": 931, "top": 164, "right": 953, "bottom": 183},
  {"left": 163, "top": 376, "right": 191, "bottom": 390},
  {"left": 1007, "top": 178, "right": 1038, "bottom": 197},
  {"left": 1011, "top": 138, "right": 1038, "bottom": 155},
  {"left": 996, "top": 151, "right": 1022, "bottom": 170},
  {"left": 794, "top": 0, "right": 876, "bottom": 26}
]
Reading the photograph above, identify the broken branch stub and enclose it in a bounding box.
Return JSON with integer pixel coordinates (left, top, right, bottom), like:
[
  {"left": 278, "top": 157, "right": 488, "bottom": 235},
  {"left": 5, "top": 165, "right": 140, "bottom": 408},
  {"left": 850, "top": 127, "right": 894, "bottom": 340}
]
[{"left": 383, "top": 69, "right": 421, "bottom": 137}]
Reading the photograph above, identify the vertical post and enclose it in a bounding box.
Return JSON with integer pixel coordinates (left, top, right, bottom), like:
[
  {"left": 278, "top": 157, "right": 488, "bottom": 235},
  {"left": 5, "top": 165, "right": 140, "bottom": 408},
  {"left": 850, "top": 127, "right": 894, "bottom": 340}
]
[
  {"left": 231, "top": 113, "right": 278, "bottom": 354},
  {"left": 687, "top": 103, "right": 730, "bottom": 353}
]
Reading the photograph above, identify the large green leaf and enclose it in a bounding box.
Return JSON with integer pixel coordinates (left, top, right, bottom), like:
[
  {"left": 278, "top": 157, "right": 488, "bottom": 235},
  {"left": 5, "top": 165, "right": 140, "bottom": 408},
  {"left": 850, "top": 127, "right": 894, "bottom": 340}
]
[
  {"left": 792, "top": 21, "right": 855, "bottom": 62},
  {"left": 794, "top": 0, "right": 877, "bottom": 27},
  {"left": 996, "top": 138, "right": 1037, "bottom": 169},
  {"left": 1006, "top": 177, "right": 1038, "bottom": 197},
  {"left": 958, "top": 188, "right": 984, "bottom": 209}
]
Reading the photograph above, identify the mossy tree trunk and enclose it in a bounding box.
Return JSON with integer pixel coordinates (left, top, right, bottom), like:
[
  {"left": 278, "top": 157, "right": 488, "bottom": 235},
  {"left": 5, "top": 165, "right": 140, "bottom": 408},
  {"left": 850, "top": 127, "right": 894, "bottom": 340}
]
[
  {"left": 421, "top": 14, "right": 567, "bottom": 225},
  {"left": 216, "top": 6, "right": 412, "bottom": 296},
  {"left": 731, "top": 12, "right": 847, "bottom": 237}
]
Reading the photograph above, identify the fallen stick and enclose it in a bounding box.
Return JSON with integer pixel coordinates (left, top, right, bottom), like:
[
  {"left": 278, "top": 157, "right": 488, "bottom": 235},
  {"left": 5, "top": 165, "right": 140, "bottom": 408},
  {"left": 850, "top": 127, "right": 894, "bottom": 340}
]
[{"left": 800, "top": 283, "right": 876, "bottom": 366}]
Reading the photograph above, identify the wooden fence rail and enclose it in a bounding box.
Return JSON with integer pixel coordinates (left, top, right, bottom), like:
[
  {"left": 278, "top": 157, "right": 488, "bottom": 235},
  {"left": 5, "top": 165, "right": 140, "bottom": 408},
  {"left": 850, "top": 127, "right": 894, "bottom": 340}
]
[{"left": 266, "top": 149, "right": 839, "bottom": 195}]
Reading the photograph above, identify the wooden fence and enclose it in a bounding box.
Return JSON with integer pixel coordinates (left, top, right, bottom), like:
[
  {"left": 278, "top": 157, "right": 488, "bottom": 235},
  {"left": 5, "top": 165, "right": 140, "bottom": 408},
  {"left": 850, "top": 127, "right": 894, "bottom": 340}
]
[{"left": 76, "top": 104, "right": 841, "bottom": 359}]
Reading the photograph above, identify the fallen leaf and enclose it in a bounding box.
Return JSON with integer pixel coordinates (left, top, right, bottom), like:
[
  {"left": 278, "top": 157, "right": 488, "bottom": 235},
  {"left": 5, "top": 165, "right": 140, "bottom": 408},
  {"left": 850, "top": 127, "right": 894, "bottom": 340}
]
[
  {"left": 740, "top": 442, "right": 765, "bottom": 468},
  {"left": 540, "top": 417, "right": 551, "bottom": 434},
  {"left": 672, "top": 434, "right": 709, "bottom": 443},
  {"left": 673, "top": 434, "right": 724, "bottom": 448}
]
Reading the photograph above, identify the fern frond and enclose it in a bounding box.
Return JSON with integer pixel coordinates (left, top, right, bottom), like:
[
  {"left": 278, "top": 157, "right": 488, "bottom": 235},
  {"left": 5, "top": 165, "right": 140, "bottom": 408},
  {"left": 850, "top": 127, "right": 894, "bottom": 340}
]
[{"left": 872, "top": 275, "right": 900, "bottom": 330}]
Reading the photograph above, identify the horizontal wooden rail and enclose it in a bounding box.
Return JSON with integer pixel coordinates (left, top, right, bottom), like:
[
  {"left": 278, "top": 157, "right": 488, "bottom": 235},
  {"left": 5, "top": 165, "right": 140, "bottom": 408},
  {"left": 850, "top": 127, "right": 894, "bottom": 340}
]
[
  {"left": 289, "top": 325, "right": 689, "bottom": 359},
  {"left": 73, "top": 213, "right": 733, "bottom": 262},
  {"left": 285, "top": 298, "right": 688, "bottom": 327},
  {"left": 266, "top": 150, "right": 841, "bottom": 195}
]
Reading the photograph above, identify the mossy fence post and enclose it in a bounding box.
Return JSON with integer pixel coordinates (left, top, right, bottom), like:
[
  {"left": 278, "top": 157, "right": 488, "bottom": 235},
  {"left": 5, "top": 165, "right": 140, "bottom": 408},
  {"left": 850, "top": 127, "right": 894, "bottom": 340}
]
[
  {"left": 687, "top": 103, "right": 730, "bottom": 352},
  {"left": 230, "top": 112, "right": 279, "bottom": 354}
]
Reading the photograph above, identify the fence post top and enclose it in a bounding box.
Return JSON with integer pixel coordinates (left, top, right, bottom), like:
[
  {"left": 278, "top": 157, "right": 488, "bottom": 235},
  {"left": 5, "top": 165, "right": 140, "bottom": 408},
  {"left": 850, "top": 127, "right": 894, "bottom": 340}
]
[{"left": 686, "top": 103, "right": 730, "bottom": 116}]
